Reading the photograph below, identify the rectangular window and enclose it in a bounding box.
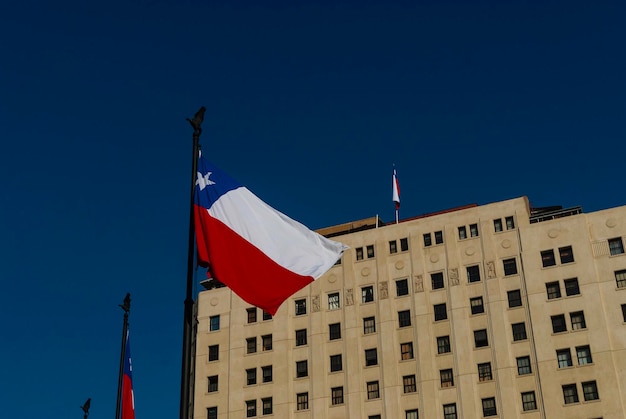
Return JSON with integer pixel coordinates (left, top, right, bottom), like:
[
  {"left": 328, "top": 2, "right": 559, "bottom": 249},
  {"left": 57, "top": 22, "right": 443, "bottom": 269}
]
[
  {"left": 564, "top": 278, "right": 580, "bottom": 296},
  {"left": 330, "top": 354, "right": 342, "bottom": 372},
  {"left": 435, "top": 230, "right": 444, "bottom": 244},
  {"left": 458, "top": 226, "right": 467, "bottom": 240},
  {"left": 493, "top": 218, "right": 503, "bottom": 232},
  {"left": 512, "top": 322, "right": 527, "bottom": 341},
  {"left": 401, "top": 342, "right": 414, "bottom": 360},
  {"left": 431, "top": 272, "right": 445, "bottom": 289},
  {"left": 406, "top": 409, "right": 419, "bottom": 419},
  {"left": 396, "top": 278, "right": 409, "bottom": 296},
  {"left": 562, "top": 384, "right": 579, "bottom": 404},
  {"left": 576, "top": 345, "right": 593, "bottom": 365},
  {"left": 296, "top": 360, "right": 308, "bottom": 378},
  {"left": 434, "top": 303, "right": 447, "bottom": 321},
  {"left": 295, "top": 329, "right": 307, "bottom": 346},
  {"left": 609, "top": 237, "right": 624, "bottom": 255},
  {"left": 507, "top": 289, "right": 522, "bottom": 307},
  {"left": 246, "top": 400, "right": 256, "bottom": 417},
  {"left": 467, "top": 265, "right": 481, "bottom": 283},
  {"left": 367, "top": 381, "right": 380, "bottom": 399},
  {"left": 262, "top": 397, "right": 272, "bottom": 415},
  {"left": 208, "top": 344, "right": 219, "bottom": 361},
  {"left": 296, "top": 392, "right": 308, "bottom": 410},
  {"left": 365, "top": 348, "right": 378, "bottom": 366},
  {"left": 362, "top": 285, "right": 374, "bottom": 302},
  {"left": 503, "top": 258, "right": 518, "bottom": 275},
  {"left": 517, "top": 356, "right": 532, "bottom": 375},
  {"left": 398, "top": 310, "right": 411, "bottom": 327},
  {"left": 541, "top": 249, "right": 556, "bottom": 267},
  {"left": 328, "top": 292, "right": 340, "bottom": 310},
  {"left": 403, "top": 375, "right": 417, "bottom": 393},
  {"left": 470, "top": 223, "right": 479, "bottom": 237},
  {"left": 389, "top": 240, "right": 398, "bottom": 254},
  {"left": 262, "top": 310, "right": 272, "bottom": 320},
  {"left": 506, "top": 216, "right": 515, "bottom": 230},
  {"left": 482, "top": 397, "right": 497, "bottom": 417},
  {"left": 400, "top": 237, "right": 409, "bottom": 251},
  {"left": 474, "top": 329, "right": 489, "bottom": 348},
  {"left": 437, "top": 336, "right": 451, "bottom": 354},
  {"left": 440, "top": 368, "right": 454, "bottom": 387},
  {"left": 247, "top": 307, "right": 257, "bottom": 323},
  {"left": 559, "top": 246, "right": 574, "bottom": 264},
  {"left": 443, "top": 403, "right": 457, "bottom": 419},
  {"left": 368, "top": 416, "right": 381, "bottom": 419},
  {"left": 331, "top": 386, "right": 344, "bottom": 405},
  {"left": 262, "top": 334, "right": 272, "bottom": 351},
  {"left": 478, "top": 362, "right": 492, "bottom": 381},
  {"left": 622, "top": 304, "right": 626, "bottom": 322},
  {"left": 521, "top": 391, "right": 537, "bottom": 411},
  {"left": 208, "top": 375, "right": 218, "bottom": 392},
  {"left": 246, "top": 337, "right": 257, "bottom": 354},
  {"left": 356, "top": 247, "right": 364, "bottom": 260},
  {"left": 363, "top": 317, "right": 376, "bottom": 334},
  {"left": 209, "top": 315, "right": 220, "bottom": 331},
  {"left": 557, "top": 348, "right": 573, "bottom": 368},
  {"left": 246, "top": 368, "right": 257, "bottom": 385},
  {"left": 546, "top": 282, "right": 561, "bottom": 299},
  {"left": 551, "top": 314, "right": 567, "bottom": 333},
  {"left": 262, "top": 365, "right": 272, "bottom": 382},
  {"left": 366, "top": 245, "right": 375, "bottom": 258},
  {"left": 207, "top": 407, "right": 218, "bottom": 419},
  {"left": 470, "top": 297, "right": 484, "bottom": 314},
  {"left": 582, "top": 380, "right": 599, "bottom": 401},
  {"left": 423, "top": 233, "right": 432, "bottom": 247},
  {"left": 295, "top": 299, "right": 307, "bottom": 315},
  {"left": 616, "top": 269, "right": 626, "bottom": 288},
  {"left": 570, "top": 311, "right": 586, "bottom": 330},
  {"left": 329, "top": 323, "right": 341, "bottom": 340}
]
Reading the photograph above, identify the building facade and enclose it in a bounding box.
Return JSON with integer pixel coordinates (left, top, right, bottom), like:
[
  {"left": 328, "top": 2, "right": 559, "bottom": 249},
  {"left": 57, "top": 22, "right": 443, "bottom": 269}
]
[{"left": 193, "top": 196, "right": 626, "bottom": 419}]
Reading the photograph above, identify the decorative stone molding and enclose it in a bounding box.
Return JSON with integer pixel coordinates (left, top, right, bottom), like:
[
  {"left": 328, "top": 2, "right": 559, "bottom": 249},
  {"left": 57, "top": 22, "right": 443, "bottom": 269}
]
[
  {"left": 606, "top": 218, "right": 617, "bottom": 228},
  {"left": 465, "top": 246, "right": 475, "bottom": 256},
  {"left": 312, "top": 295, "right": 320, "bottom": 312},
  {"left": 501, "top": 239, "right": 511, "bottom": 249},
  {"left": 414, "top": 275, "right": 424, "bottom": 292},
  {"left": 548, "top": 229, "right": 559, "bottom": 238},
  {"left": 361, "top": 267, "right": 371, "bottom": 277},
  {"left": 430, "top": 253, "right": 439, "bottom": 263},
  {"left": 450, "top": 268, "right": 459, "bottom": 286},
  {"left": 328, "top": 274, "right": 337, "bottom": 283},
  {"left": 395, "top": 260, "right": 404, "bottom": 270},
  {"left": 345, "top": 288, "right": 354, "bottom": 306},
  {"left": 487, "top": 261, "right": 496, "bottom": 278},
  {"left": 379, "top": 281, "right": 388, "bottom": 299}
]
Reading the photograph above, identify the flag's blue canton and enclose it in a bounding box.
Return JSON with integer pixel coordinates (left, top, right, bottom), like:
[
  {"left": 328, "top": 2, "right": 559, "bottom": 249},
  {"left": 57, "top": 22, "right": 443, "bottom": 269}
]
[{"left": 194, "top": 157, "right": 242, "bottom": 209}]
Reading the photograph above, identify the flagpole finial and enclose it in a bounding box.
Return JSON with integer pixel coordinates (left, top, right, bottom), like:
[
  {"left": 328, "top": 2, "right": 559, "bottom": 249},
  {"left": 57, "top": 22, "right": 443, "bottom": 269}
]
[
  {"left": 187, "top": 106, "right": 206, "bottom": 135},
  {"left": 119, "top": 293, "right": 131, "bottom": 314},
  {"left": 80, "top": 398, "right": 91, "bottom": 419}
]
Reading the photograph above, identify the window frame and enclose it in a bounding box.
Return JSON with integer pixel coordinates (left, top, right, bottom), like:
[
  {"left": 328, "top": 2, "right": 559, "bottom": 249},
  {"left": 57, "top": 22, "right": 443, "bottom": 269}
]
[
  {"left": 507, "top": 289, "right": 522, "bottom": 307},
  {"left": 363, "top": 316, "right": 376, "bottom": 334},
  {"left": 481, "top": 397, "right": 497, "bottom": 417},
  {"left": 469, "top": 223, "right": 479, "bottom": 237},
  {"left": 516, "top": 356, "right": 532, "bottom": 375},
  {"left": 246, "top": 399, "right": 256, "bottom": 417},
  {"left": 582, "top": 380, "right": 599, "bottom": 401},
  {"left": 546, "top": 281, "right": 562, "bottom": 299},
  {"left": 296, "top": 360, "right": 308, "bottom": 378},
  {"left": 570, "top": 311, "right": 586, "bottom": 330},
  {"left": 443, "top": 403, "right": 457, "bottom": 419},
  {"left": 398, "top": 310, "right": 411, "bottom": 327},
  {"left": 328, "top": 292, "right": 340, "bottom": 310},
  {"left": 209, "top": 315, "right": 220, "bottom": 331},
  {"left": 564, "top": 278, "right": 580, "bottom": 296},
  {"left": 559, "top": 246, "right": 574, "bottom": 264},
  {"left": 470, "top": 296, "right": 485, "bottom": 315},
  {"left": 246, "top": 337, "right": 257, "bottom": 354},
  {"left": 247, "top": 307, "right": 257, "bottom": 323},
  {"left": 261, "top": 365, "right": 272, "bottom": 383},
  {"left": 330, "top": 354, "right": 342, "bottom": 372},
  {"left": 541, "top": 249, "right": 556, "bottom": 267},
  {"left": 478, "top": 362, "right": 492, "bottom": 381},
  {"left": 562, "top": 383, "right": 579, "bottom": 404},
  {"left": 367, "top": 381, "right": 380, "bottom": 399},
  {"left": 208, "top": 375, "right": 218, "bottom": 392},
  {"left": 467, "top": 265, "right": 481, "bottom": 283},
  {"left": 512, "top": 322, "right": 527, "bottom": 341},
  {"left": 364, "top": 348, "right": 378, "bottom": 366},
  {"left": 551, "top": 314, "right": 567, "bottom": 333},
  {"left": 505, "top": 216, "right": 515, "bottom": 230},
  {"left": 262, "top": 397, "right": 273, "bottom": 415},
  {"left": 246, "top": 368, "right": 257, "bottom": 385},
  {"left": 458, "top": 226, "right": 467, "bottom": 240},
  {"left": 329, "top": 323, "right": 341, "bottom": 340},
  {"left": 362, "top": 285, "right": 374, "bottom": 303},
  {"left": 296, "top": 392, "right": 309, "bottom": 411},
  {"left": 423, "top": 233, "right": 432, "bottom": 247},
  {"left": 262, "top": 334, "right": 273, "bottom": 351},
  {"left": 389, "top": 240, "right": 398, "bottom": 254},
  {"left": 437, "top": 336, "right": 451, "bottom": 354},
  {"left": 331, "top": 386, "right": 344, "bottom": 405},
  {"left": 474, "top": 329, "right": 489, "bottom": 348},
  {"left": 366, "top": 244, "right": 375, "bottom": 258},
  {"left": 207, "top": 407, "right": 218, "bottom": 419},
  {"left": 434, "top": 230, "right": 444, "bottom": 244},
  {"left": 403, "top": 374, "right": 417, "bottom": 393},
  {"left": 208, "top": 344, "right": 219, "bottom": 361},
  {"left": 434, "top": 303, "right": 447, "bottom": 321},
  {"left": 557, "top": 348, "right": 573, "bottom": 368},
  {"left": 401, "top": 342, "right": 414, "bottom": 360},
  {"left": 295, "top": 329, "right": 307, "bottom": 346},
  {"left": 493, "top": 218, "right": 503, "bottom": 232},
  {"left": 440, "top": 368, "right": 454, "bottom": 388},
  {"left": 576, "top": 345, "right": 593, "bottom": 365},
  {"left": 521, "top": 391, "right": 537, "bottom": 411},
  {"left": 616, "top": 269, "right": 626, "bottom": 288},
  {"left": 396, "top": 278, "right": 409, "bottom": 296},
  {"left": 609, "top": 237, "right": 624, "bottom": 255},
  {"left": 503, "top": 258, "right": 518, "bottom": 276},
  {"left": 431, "top": 272, "right": 445, "bottom": 290},
  {"left": 295, "top": 299, "right": 307, "bottom": 316}
]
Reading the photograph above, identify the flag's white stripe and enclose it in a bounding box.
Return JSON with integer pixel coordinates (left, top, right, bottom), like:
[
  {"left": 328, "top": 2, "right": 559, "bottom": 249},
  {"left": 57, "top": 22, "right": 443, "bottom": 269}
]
[{"left": 207, "top": 187, "right": 347, "bottom": 279}]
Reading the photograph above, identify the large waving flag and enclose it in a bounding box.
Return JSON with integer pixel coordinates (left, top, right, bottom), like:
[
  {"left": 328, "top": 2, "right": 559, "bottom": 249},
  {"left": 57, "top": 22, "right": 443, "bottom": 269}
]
[
  {"left": 392, "top": 167, "right": 400, "bottom": 210},
  {"left": 194, "top": 153, "right": 348, "bottom": 315},
  {"left": 121, "top": 331, "right": 135, "bottom": 419}
]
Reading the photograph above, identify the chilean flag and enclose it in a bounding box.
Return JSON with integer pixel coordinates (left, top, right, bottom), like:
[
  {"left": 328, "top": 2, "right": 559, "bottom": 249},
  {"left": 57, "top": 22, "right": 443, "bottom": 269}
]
[
  {"left": 121, "top": 331, "right": 135, "bottom": 419},
  {"left": 194, "top": 153, "right": 348, "bottom": 315},
  {"left": 392, "top": 168, "right": 400, "bottom": 210}
]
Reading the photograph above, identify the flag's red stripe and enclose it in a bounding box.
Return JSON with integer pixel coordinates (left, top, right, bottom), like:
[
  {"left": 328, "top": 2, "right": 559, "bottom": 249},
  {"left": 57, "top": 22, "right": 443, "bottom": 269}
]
[
  {"left": 121, "top": 374, "right": 135, "bottom": 419},
  {"left": 195, "top": 206, "right": 314, "bottom": 315}
]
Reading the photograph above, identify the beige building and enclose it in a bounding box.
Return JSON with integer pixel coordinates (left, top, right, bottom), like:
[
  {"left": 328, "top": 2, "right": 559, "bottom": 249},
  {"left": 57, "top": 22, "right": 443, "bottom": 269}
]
[{"left": 193, "top": 196, "right": 626, "bottom": 419}]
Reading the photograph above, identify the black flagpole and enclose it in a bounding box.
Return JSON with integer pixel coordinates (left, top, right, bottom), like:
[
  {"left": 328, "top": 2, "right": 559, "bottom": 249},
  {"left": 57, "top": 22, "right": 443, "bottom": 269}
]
[
  {"left": 116, "top": 293, "right": 131, "bottom": 419},
  {"left": 180, "top": 106, "right": 205, "bottom": 419}
]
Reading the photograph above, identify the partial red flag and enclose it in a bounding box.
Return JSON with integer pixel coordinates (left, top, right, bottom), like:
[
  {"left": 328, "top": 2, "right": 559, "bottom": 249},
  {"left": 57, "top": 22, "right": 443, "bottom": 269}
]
[
  {"left": 392, "top": 168, "right": 400, "bottom": 210},
  {"left": 121, "top": 331, "right": 135, "bottom": 419}
]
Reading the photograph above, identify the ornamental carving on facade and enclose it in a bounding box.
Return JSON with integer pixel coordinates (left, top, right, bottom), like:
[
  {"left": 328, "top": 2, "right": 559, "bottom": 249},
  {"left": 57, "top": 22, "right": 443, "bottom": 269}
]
[
  {"left": 487, "top": 261, "right": 496, "bottom": 278},
  {"left": 312, "top": 295, "right": 320, "bottom": 312},
  {"left": 450, "top": 268, "right": 459, "bottom": 286},
  {"left": 414, "top": 275, "right": 424, "bottom": 292},
  {"left": 345, "top": 288, "right": 354, "bottom": 306},
  {"left": 379, "top": 281, "right": 388, "bottom": 299}
]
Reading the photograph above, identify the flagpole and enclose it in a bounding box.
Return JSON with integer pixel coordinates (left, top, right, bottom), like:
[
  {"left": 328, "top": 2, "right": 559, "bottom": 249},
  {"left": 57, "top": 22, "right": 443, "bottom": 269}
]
[
  {"left": 180, "top": 106, "right": 205, "bottom": 419},
  {"left": 116, "top": 293, "right": 131, "bottom": 419}
]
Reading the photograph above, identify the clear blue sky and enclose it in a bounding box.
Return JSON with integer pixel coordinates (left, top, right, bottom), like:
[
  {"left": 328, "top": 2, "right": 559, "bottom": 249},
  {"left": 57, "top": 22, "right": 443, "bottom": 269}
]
[{"left": 1, "top": 1, "right": 624, "bottom": 418}]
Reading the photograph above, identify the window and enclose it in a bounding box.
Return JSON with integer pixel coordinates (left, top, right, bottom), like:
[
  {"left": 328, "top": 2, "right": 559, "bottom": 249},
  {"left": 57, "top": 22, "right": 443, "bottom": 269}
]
[
  {"left": 423, "top": 233, "right": 432, "bottom": 247},
  {"left": 389, "top": 240, "right": 398, "bottom": 254},
  {"left": 403, "top": 375, "right": 417, "bottom": 393},
  {"left": 546, "top": 282, "right": 561, "bottom": 299},
  {"left": 400, "top": 237, "right": 409, "bottom": 251},
  {"left": 512, "top": 322, "right": 527, "bottom": 341},
  {"left": 262, "top": 310, "right": 272, "bottom": 320},
  {"left": 474, "top": 329, "right": 488, "bottom": 347},
  {"left": 368, "top": 416, "right": 381, "bottom": 419},
  {"left": 458, "top": 226, "right": 467, "bottom": 240},
  {"left": 609, "top": 237, "right": 624, "bottom": 255},
  {"left": 366, "top": 245, "right": 375, "bottom": 258},
  {"left": 437, "top": 336, "right": 451, "bottom": 354},
  {"left": 398, "top": 310, "right": 411, "bottom": 327},
  {"left": 208, "top": 375, "right": 218, "bottom": 392},
  {"left": 440, "top": 368, "right": 454, "bottom": 387},
  {"left": 470, "top": 223, "right": 479, "bottom": 237},
  {"left": 467, "top": 265, "right": 481, "bottom": 283},
  {"left": 401, "top": 342, "right": 414, "bottom": 360},
  {"left": 262, "top": 365, "right": 272, "bottom": 382},
  {"left": 246, "top": 308, "right": 257, "bottom": 323},
  {"left": 296, "top": 360, "right": 308, "bottom": 378},
  {"left": 365, "top": 348, "right": 378, "bottom": 366},
  {"left": 262, "top": 397, "right": 272, "bottom": 415},
  {"left": 564, "top": 278, "right": 580, "bottom": 296},
  {"left": 262, "top": 334, "right": 272, "bottom": 351},
  {"left": 330, "top": 354, "right": 342, "bottom": 372},
  {"left": 517, "top": 356, "right": 532, "bottom": 375},
  {"left": 557, "top": 348, "right": 573, "bottom": 368},
  {"left": 362, "top": 285, "right": 374, "bottom": 303},
  {"left": 431, "top": 272, "right": 445, "bottom": 289},
  {"left": 503, "top": 258, "right": 518, "bottom": 275},
  {"left": 406, "top": 409, "right": 419, "bottom": 419},
  {"left": 616, "top": 269, "right": 626, "bottom": 288},
  {"left": 507, "top": 289, "right": 522, "bottom": 307},
  {"left": 363, "top": 317, "right": 376, "bottom": 334},
  {"left": 331, "top": 386, "right": 344, "bottom": 405},
  {"left": 582, "top": 380, "right": 599, "bottom": 401},
  {"left": 505, "top": 216, "right": 515, "bottom": 230},
  {"left": 622, "top": 304, "right": 626, "bottom": 322},
  {"left": 570, "top": 311, "right": 586, "bottom": 330},
  {"left": 443, "top": 403, "right": 457, "bottom": 419},
  {"left": 470, "top": 297, "right": 484, "bottom": 314},
  {"left": 551, "top": 314, "right": 567, "bottom": 333},
  {"left": 434, "top": 303, "right": 447, "bottom": 321},
  {"left": 329, "top": 323, "right": 341, "bottom": 340},
  {"left": 246, "top": 368, "right": 257, "bottom": 385},
  {"left": 295, "top": 329, "right": 307, "bottom": 346},
  {"left": 576, "top": 345, "right": 593, "bottom": 365},
  {"left": 435, "top": 230, "right": 444, "bottom": 244},
  {"left": 396, "top": 278, "right": 409, "bottom": 296},
  {"left": 521, "top": 391, "right": 537, "bottom": 411},
  {"left": 482, "top": 397, "right": 497, "bottom": 417},
  {"left": 328, "top": 292, "right": 340, "bottom": 310},
  {"left": 541, "top": 249, "right": 556, "bottom": 267},
  {"left": 295, "top": 299, "right": 307, "bottom": 315},
  {"left": 246, "top": 337, "right": 257, "bottom": 354},
  {"left": 208, "top": 344, "right": 219, "bottom": 361},
  {"left": 559, "top": 246, "right": 574, "bottom": 264},
  {"left": 296, "top": 392, "right": 308, "bottom": 410},
  {"left": 356, "top": 247, "right": 364, "bottom": 260},
  {"left": 209, "top": 315, "right": 220, "bottom": 331},
  {"left": 493, "top": 218, "right": 503, "bottom": 232},
  {"left": 246, "top": 399, "right": 256, "bottom": 417},
  {"left": 562, "top": 384, "right": 579, "bottom": 404},
  {"left": 207, "top": 407, "right": 218, "bottom": 419},
  {"left": 478, "top": 362, "right": 492, "bottom": 381},
  {"left": 367, "top": 381, "right": 380, "bottom": 399}
]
